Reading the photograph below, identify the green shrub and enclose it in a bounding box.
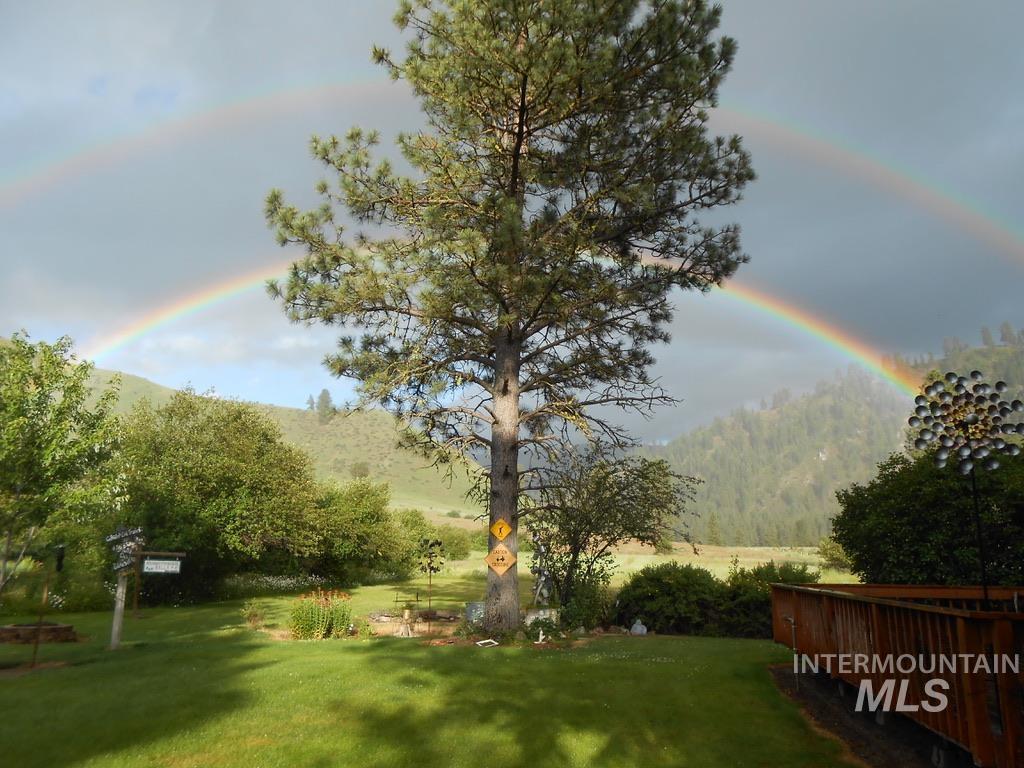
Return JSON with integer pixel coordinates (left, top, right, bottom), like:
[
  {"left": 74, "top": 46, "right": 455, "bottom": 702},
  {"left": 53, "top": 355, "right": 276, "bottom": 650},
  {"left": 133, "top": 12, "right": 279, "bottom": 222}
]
[
  {"left": 524, "top": 617, "right": 560, "bottom": 642},
  {"left": 559, "top": 581, "right": 610, "bottom": 630},
  {"left": 614, "top": 563, "right": 724, "bottom": 635},
  {"left": 834, "top": 451, "right": 1024, "bottom": 585},
  {"left": 816, "top": 536, "right": 852, "bottom": 571},
  {"left": 353, "top": 617, "right": 374, "bottom": 640},
  {"left": 433, "top": 524, "right": 471, "bottom": 560},
  {"left": 288, "top": 589, "right": 352, "bottom": 640},
  {"left": 719, "top": 559, "right": 819, "bottom": 638}
]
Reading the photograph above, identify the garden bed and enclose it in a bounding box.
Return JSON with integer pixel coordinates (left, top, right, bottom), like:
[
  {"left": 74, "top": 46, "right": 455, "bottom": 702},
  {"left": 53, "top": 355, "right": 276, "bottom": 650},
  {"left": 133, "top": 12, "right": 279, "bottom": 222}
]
[{"left": 0, "top": 623, "right": 77, "bottom": 644}]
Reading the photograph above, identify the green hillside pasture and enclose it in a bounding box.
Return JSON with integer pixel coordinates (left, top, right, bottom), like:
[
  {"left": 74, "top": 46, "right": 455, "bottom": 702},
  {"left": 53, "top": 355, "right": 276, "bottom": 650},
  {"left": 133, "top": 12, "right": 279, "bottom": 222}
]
[{"left": 88, "top": 368, "right": 482, "bottom": 515}]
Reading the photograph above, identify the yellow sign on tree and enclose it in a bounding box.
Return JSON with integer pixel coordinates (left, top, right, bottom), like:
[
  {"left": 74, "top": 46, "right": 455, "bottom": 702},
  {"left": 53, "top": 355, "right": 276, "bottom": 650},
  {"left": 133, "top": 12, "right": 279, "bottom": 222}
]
[
  {"left": 489, "top": 519, "right": 512, "bottom": 541},
  {"left": 484, "top": 544, "right": 516, "bottom": 576}
]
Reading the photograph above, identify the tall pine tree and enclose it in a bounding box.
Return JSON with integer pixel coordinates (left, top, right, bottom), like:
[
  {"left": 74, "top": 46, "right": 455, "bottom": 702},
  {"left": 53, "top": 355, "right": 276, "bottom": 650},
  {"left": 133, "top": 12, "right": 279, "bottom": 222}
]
[{"left": 266, "top": 0, "right": 754, "bottom": 629}]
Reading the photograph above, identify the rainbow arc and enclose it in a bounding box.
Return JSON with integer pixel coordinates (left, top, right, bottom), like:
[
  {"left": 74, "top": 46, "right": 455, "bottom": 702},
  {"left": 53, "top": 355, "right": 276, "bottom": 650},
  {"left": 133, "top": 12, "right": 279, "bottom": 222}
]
[{"left": 79, "top": 259, "right": 920, "bottom": 398}]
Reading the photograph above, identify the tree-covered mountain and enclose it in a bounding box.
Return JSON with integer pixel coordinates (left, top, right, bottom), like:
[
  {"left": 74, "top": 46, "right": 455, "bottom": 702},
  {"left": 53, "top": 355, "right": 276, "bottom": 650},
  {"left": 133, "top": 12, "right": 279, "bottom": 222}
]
[
  {"left": 86, "top": 322, "right": 1024, "bottom": 546},
  {"left": 644, "top": 367, "right": 908, "bottom": 546},
  {"left": 649, "top": 323, "right": 1024, "bottom": 547}
]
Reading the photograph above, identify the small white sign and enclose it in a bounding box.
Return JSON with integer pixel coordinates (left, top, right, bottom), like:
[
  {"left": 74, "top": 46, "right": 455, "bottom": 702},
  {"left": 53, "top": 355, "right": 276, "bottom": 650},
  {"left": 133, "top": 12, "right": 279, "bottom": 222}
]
[{"left": 143, "top": 558, "right": 182, "bottom": 574}]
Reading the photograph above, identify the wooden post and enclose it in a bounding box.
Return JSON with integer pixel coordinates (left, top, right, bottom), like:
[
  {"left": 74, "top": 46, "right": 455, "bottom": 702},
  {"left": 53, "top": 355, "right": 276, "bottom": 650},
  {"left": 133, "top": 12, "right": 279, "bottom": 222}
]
[
  {"left": 110, "top": 569, "right": 128, "bottom": 650},
  {"left": 132, "top": 551, "right": 141, "bottom": 618},
  {"left": 30, "top": 569, "right": 51, "bottom": 668}
]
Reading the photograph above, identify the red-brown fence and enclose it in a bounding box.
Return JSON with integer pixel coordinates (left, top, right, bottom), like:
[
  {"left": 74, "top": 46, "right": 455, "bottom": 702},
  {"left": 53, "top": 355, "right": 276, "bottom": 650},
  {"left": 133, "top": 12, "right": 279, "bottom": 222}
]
[{"left": 772, "top": 584, "right": 1024, "bottom": 767}]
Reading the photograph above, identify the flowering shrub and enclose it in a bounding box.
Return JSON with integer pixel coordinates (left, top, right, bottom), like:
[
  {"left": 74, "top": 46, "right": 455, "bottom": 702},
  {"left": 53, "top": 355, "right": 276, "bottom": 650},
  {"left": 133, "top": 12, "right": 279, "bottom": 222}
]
[
  {"left": 288, "top": 589, "right": 352, "bottom": 640},
  {"left": 219, "top": 573, "right": 328, "bottom": 599}
]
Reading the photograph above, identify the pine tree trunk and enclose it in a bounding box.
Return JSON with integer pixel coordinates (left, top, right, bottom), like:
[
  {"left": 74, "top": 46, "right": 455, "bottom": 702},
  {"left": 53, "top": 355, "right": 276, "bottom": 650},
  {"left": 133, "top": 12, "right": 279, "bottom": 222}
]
[{"left": 485, "top": 338, "right": 520, "bottom": 631}]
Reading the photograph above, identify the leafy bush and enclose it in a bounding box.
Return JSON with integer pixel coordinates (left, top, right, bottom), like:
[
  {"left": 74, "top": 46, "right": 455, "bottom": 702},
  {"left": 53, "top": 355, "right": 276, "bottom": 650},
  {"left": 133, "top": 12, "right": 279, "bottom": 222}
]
[
  {"left": 816, "top": 536, "right": 852, "bottom": 571},
  {"left": 288, "top": 589, "right": 352, "bottom": 640},
  {"left": 559, "top": 581, "right": 610, "bottom": 630},
  {"left": 118, "top": 392, "right": 322, "bottom": 603},
  {"left": 316, "top": 486, "right": 417, "bottom": 583},
  {"left": 614, "top": 563, "right": 724, "bottom": 635},
  {"left": 352, "top": 617, "right": 374, "bottom": 640},
  {"left": 613, "top": 560, "right": 818, "bottom": 638},
  {"left": 719, "top": 559, "right": 819, "bottom": 638},
  {"left": 433, "top": 524, "right": 471, "bottom": 560},
  {"left": 524, "top": 617, "right": 560, "bottom": 642},
  {"left": 834, "top": 452, "right": 1024, "bottom": 584}
]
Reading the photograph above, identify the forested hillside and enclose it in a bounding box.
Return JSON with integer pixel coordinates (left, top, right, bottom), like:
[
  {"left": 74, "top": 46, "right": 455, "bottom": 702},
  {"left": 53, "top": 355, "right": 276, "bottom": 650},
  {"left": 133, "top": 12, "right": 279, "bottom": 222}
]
[
  {"left": 652, "top": 323, "right": 1024, "bottom": 547},
  {"left": 88, "top": 369, "right": 481, "bottom": 514},
  {"left": 88, "top": 323, "right": 1024, "bottom": 545},
  {"left": 896, "top": 324, "right": 1024, "bottom": 401},
  {"left": 645, "top": 368, "right": 908, "bottom": 546}
]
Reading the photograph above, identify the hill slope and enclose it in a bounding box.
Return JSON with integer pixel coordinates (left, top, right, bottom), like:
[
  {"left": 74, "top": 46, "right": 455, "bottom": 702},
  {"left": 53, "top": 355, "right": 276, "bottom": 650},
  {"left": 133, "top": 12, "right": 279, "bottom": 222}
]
[
  {"left": 88, "top": 369, "right": 481, "bottom": 515},
  {"left": 650, "top": 330, "right": 1024, "bottom": 547},
  {"left": 644, "top": 367, "right": 908, "bottom": 546}
]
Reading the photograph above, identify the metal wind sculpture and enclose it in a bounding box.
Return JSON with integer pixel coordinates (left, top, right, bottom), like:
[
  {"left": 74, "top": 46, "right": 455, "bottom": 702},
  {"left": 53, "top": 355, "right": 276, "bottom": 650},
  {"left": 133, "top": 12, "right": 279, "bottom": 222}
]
[
  {"left": 909, "top": 370, "right": 1024, "bottom": 606},
  {"left": 529, "top": 530, "right": 553, "bottom": 607}
]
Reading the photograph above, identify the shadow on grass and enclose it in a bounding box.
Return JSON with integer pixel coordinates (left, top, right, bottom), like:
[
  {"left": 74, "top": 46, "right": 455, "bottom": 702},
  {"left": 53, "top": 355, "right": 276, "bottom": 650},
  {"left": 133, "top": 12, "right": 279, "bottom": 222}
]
[
  {"left": 0, "top": 610, "right": 269, "bottom": 768},
  {"left": 311, "top": 637, "right": 851, "bottom": 768}
]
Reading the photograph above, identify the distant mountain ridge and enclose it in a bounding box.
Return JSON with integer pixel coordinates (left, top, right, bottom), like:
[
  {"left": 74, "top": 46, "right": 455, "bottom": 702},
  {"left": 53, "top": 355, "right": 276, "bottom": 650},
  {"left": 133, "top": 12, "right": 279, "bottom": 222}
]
[
  {"left": 648, "top": 329, "right": 1024, "bottom": 547},
  {"left": 88, "top": 329, "right": 1024, "bottom": 545},
  {"left": 643, "top": 367, "right": 908, "bottom": 546}
]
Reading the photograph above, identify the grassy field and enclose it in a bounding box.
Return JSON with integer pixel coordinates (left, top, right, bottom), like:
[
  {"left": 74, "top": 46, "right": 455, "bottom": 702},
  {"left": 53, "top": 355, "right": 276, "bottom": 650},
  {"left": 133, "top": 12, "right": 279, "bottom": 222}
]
[
  {"left": 608, "top": 543, "right": 852, "bottom": 583},
  {"left": 1, "top": 583, "right": 857, "bottom": 768}
]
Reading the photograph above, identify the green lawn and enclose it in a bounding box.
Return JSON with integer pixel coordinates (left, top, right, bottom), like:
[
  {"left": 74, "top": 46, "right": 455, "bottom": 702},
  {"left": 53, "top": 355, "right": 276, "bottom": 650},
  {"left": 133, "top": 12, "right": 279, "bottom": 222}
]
[{"left": 1, "top": 582, "right": 856, "bottom": 768}]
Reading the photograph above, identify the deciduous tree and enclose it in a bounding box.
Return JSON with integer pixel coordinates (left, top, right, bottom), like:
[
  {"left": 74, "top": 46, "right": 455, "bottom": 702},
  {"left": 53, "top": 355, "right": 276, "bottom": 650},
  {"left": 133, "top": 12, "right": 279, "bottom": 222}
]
[
  {"left": 0, "top": 333, "right": 118, "bottom": 595},
  {"left": 528, "top": 449, "right": 699, "bottom": 610}
]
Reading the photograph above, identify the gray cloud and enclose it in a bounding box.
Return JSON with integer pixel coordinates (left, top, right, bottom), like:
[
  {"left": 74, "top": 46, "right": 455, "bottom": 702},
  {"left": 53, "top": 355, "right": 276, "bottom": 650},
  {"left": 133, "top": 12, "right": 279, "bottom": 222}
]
[{"left": 3, "top": 1, "right": 1023, "bottom": 440}]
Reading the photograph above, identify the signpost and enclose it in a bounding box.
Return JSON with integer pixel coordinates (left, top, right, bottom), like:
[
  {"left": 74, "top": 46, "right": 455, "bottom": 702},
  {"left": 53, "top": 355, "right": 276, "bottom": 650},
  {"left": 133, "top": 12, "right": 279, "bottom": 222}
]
[
  {"left": 105, "top": 526, "right": 186, "bottom": 649},
  {"left": 132, "top": 551, "right": 186, "bottom": 617},
  {"left": 106, "top": 527, "right": 144, "bottom": 650}
]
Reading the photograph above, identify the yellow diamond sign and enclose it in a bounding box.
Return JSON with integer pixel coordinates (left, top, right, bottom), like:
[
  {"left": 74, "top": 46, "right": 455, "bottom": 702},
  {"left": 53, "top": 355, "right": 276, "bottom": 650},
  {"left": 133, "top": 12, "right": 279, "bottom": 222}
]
[
  {"left": 484, "top": 544, "right": 516, "bottom": 576},
  {"left": 490, "top": 519, "right": 512, "bottom": 541}
]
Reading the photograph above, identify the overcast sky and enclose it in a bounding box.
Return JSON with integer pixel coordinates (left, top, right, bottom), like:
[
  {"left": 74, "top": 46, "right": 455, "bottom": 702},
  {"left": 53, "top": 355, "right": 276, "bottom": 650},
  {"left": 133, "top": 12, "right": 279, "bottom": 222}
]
[{"left": 2, "top": 1, "right": 1023, "bottom": 442}]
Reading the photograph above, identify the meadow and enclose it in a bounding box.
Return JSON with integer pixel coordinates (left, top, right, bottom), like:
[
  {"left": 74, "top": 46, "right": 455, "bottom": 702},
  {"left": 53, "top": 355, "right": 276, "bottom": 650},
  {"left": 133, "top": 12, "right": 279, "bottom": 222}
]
[{"left": 1, "top": 558, "right": 857, "bottom": 768}]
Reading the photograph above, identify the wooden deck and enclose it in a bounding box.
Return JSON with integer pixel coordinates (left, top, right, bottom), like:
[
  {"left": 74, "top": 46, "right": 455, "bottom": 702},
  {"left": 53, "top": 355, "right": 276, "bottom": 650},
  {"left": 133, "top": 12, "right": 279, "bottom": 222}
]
[{"left": 771, "top": 583, "right": 1024, "bottom": 767}]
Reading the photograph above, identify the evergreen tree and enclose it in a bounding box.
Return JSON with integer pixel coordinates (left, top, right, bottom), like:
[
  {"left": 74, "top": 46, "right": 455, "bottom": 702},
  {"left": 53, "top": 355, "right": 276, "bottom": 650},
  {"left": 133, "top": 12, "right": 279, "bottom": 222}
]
[
  {"left": 316, "top": 389, "right": 334, "bottom": 425},
  {"left": 265, "top": 0, "right": 754, "bottom": 629},
  {"left": 981, "top": 326, "right": 995, "bottom": 347},
  {"left": 705, "top": 512, "right": 723, "bottom": 546},
  {"left": 1000, "top": 321, "right": 1018, "bottom": 346},
  {"left": 943, "top": 337, "right": 967, "bottom": 356},
  {"left": 306, "top": 394, "right": 316, "bottom": 411}
]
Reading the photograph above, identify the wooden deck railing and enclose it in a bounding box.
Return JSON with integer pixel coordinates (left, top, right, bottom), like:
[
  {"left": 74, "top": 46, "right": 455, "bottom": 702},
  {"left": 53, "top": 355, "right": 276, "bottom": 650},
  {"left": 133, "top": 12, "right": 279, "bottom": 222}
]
[{"left": 772, "top": 583, "right": 1024, "bottom": 767}]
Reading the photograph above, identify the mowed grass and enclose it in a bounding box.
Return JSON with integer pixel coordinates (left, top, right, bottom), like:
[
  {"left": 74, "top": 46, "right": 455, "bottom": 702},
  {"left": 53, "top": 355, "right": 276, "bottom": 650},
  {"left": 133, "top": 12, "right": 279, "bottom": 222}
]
[
  {"left": 1, "top": 551, "right": 856, "bottom": 768},
  {"left": 0, "top": 596, "right": 856, "bottom": 768}
]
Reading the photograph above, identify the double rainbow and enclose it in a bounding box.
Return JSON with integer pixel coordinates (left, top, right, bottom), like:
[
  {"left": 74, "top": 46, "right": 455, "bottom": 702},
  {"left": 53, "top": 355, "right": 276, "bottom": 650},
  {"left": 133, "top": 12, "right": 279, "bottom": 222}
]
[
  {"left": 8, "top": 82, "right": 997, "bottom": 398},
  {"left": 78, "top": 258, "right": 920, "bottom": 397}
]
